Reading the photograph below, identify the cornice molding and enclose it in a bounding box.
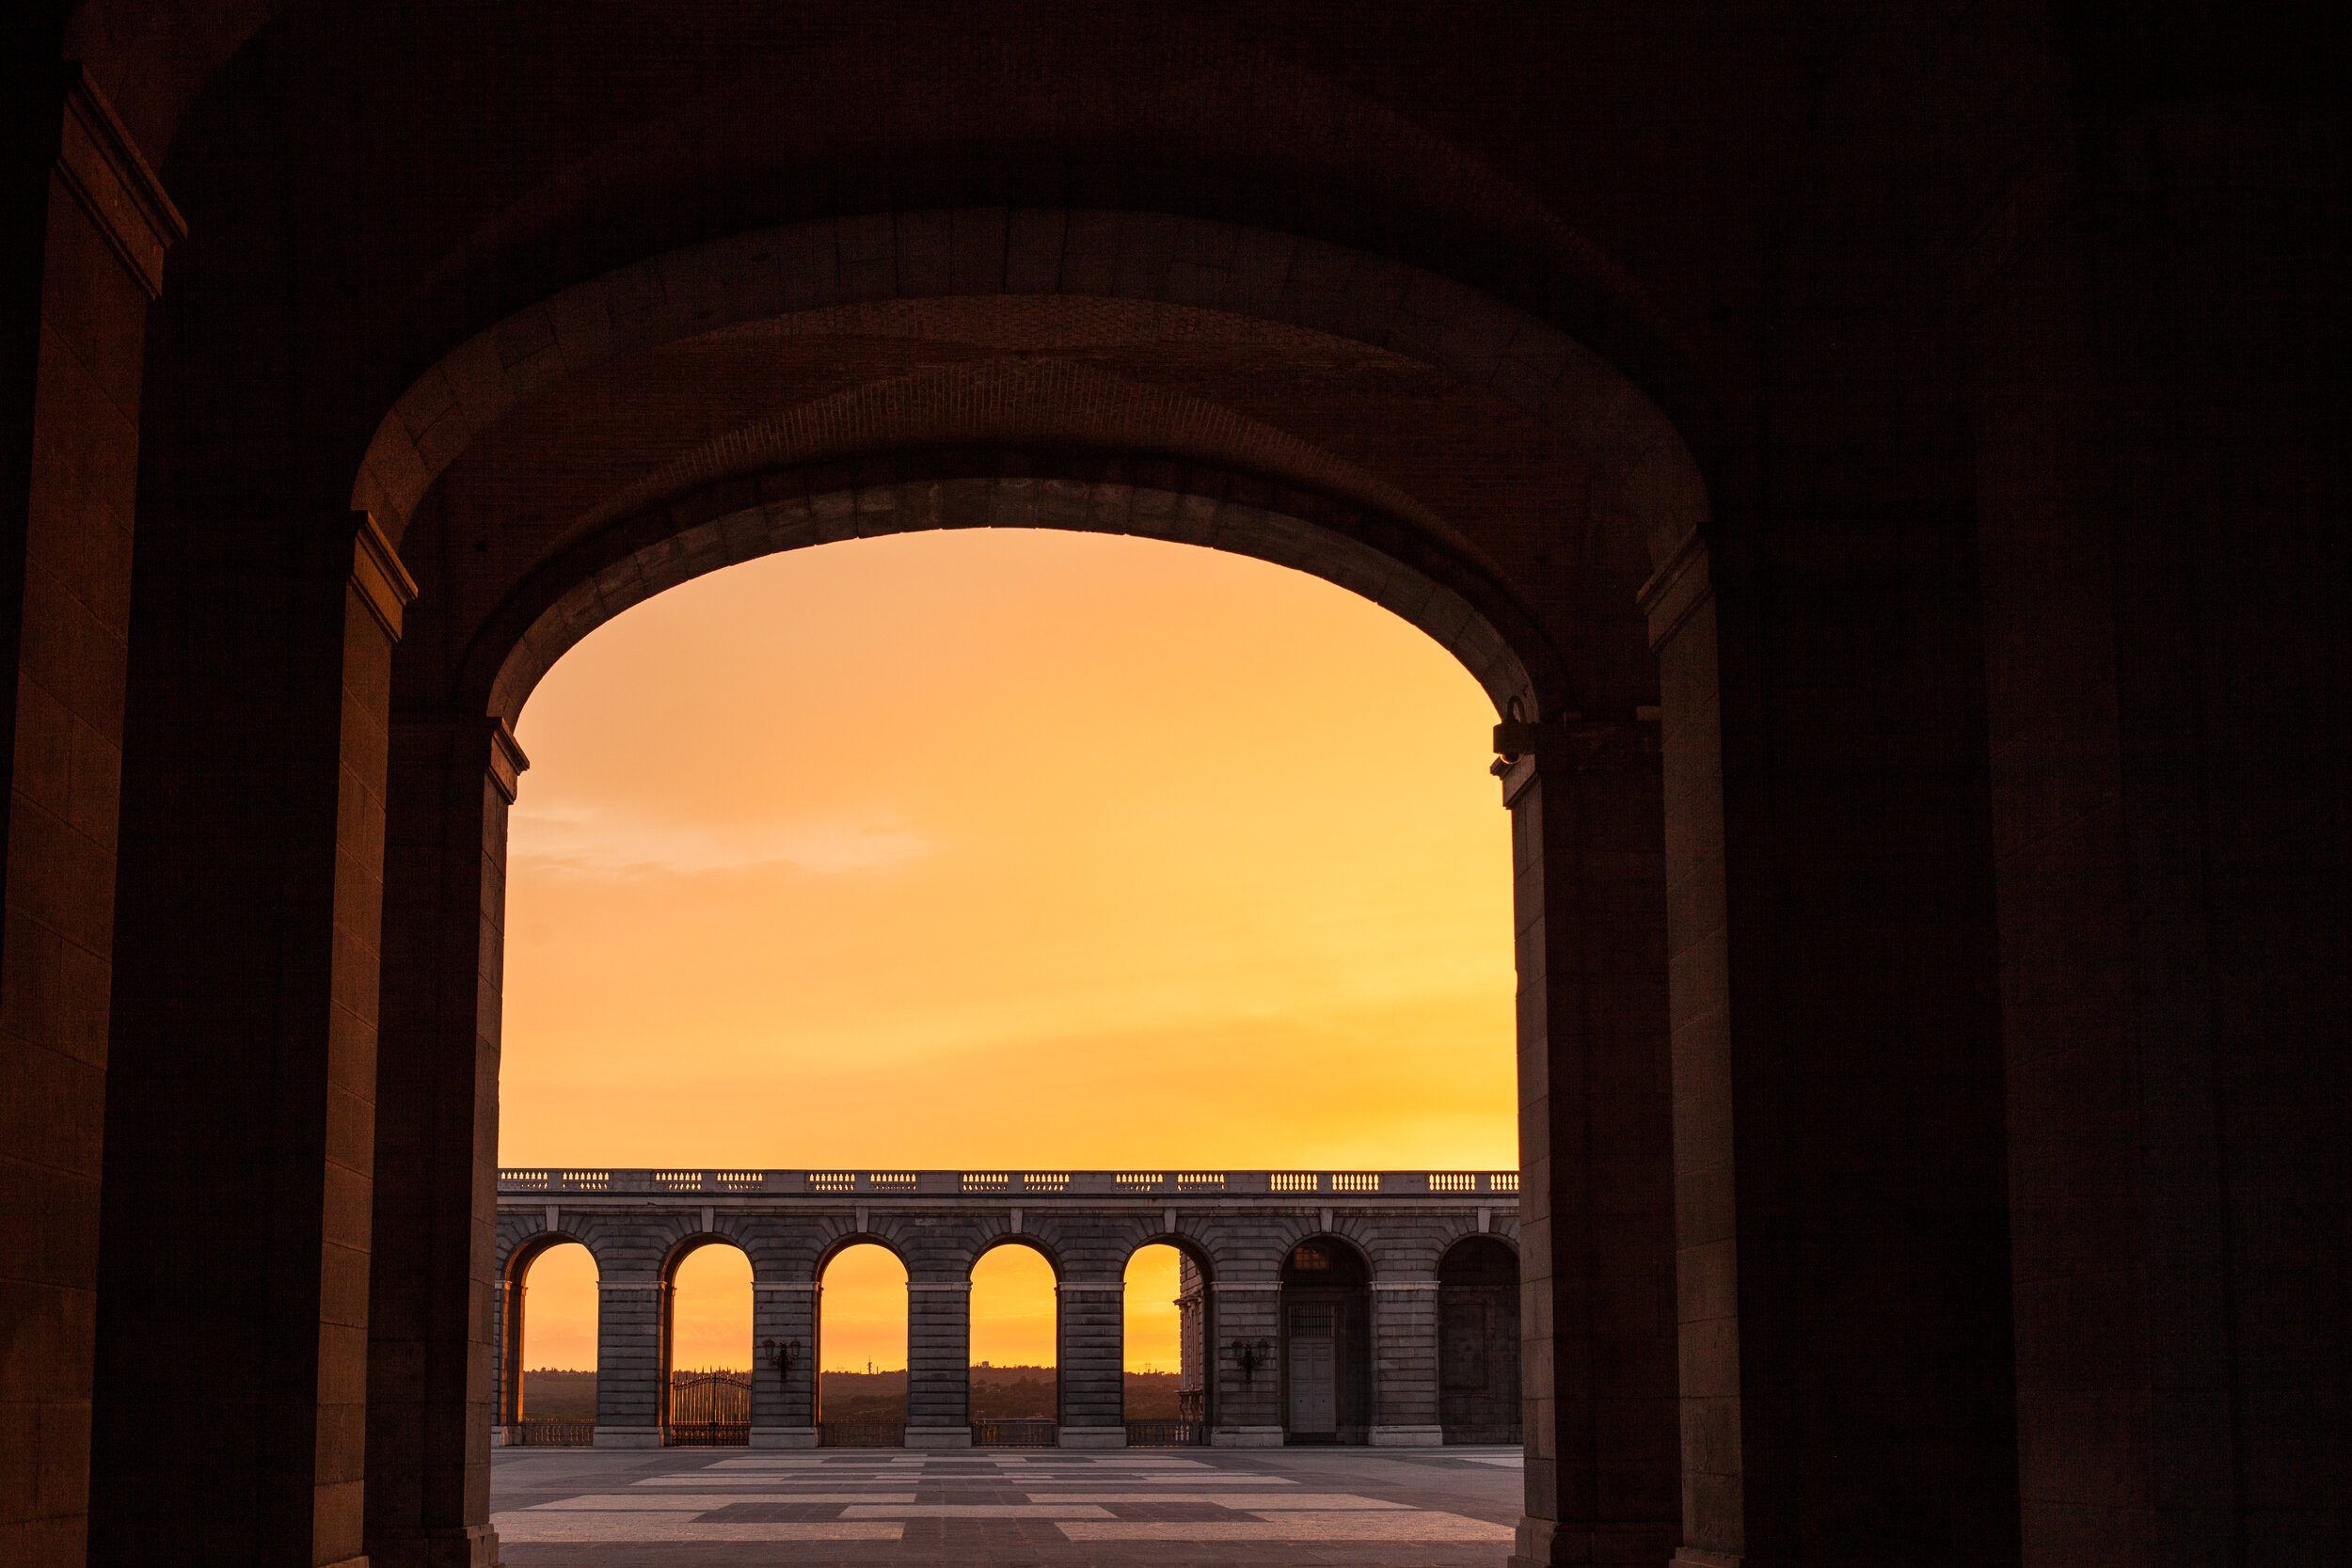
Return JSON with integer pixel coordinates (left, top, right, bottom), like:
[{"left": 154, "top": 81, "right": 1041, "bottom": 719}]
[
  {"left": 56, "top": 66, "right": 184, "bottom": 300},
  {"left": 487, "top": 719, "right": 531, "bottom": 804}
]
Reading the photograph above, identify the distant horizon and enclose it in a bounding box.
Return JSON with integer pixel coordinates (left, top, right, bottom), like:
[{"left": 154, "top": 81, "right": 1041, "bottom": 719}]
[
  {"left": 523, "top": 1364, "right": 1174, "bottom": 1375},
  {"left": 498, "top": 1160, "right": 1519, "bottom": 1169}
]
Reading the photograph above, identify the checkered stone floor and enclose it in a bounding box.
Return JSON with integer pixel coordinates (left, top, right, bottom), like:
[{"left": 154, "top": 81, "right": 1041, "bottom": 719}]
[{"left": 490, "top": 1445, "right": 1524, "bottom": 1564}]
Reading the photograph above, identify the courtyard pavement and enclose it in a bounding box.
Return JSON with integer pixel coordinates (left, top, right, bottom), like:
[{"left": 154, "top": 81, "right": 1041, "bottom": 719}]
[{"left": 489, "top": 1444, "right": 1524, "bottom": 1566}]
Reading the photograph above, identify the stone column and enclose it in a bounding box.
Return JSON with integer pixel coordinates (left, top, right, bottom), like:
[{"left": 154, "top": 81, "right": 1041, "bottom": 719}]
[
  {"left": 94, "top": 506, "right": 410, "bottom": 1568},
  {"left": 594, "top": 1277, "right": 664, "bottom": 1447},
  {"left": 1647, "top": 495, "right": 2024, "bottom": 1563},
  {"left": 1968, "top": 174, "right": 2352, "bottom": 1561},
  {"left": 750, "top": 1281, "right": 819, "bottom": 1448},
  {"left": 1369, "top": 1279, "right": 1443, "bottom": 1445},
  {"left": 0, "top": 62, "right": 181, "bottom": 1568},
  {"left": 1497, "top": 718, "right": 1679, "bottom": 1568},
  {"left": 1056, "top": 1280, "right": 1127, "bottom": 1447},
  {"left": 1208, "top": 1282, "right": 1283, "bottom": 1446},
  {"left": 363, "top": 712, "right": 527, "bottom": 1565},
  {"left": 904, "top": 1278, "right": 971, "bottom": 1447}
]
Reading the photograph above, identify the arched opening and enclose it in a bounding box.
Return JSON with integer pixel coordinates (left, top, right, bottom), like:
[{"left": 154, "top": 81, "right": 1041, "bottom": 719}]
[
  {"left": 345, "top": 211, "right": 1709, "bottom": 1548},
  {"left": 818, "top": 1243, "right": 909, "bottom": 1447},
  {"left": 1279, "top": 1237, "right": 1373, "bottom": 1444},
  {"left": 662, "top": 1240, "right": 752, "bottom": 1446},
  {"left": 497, "top": 1241, "right": 598, "bottom": 1447},
  {"left": 494, "top": 522, "right": 1530, "bottom": 1462},
  {"left": 968, "top": 1241, "right": 1058, "bottom": 1447},
  {"left": 1438, "top": 1236, "right": 1521, "bottom": 1445},
  {"left": 1123, "top": 1242, "right": 1213, "bottom": 1445}
]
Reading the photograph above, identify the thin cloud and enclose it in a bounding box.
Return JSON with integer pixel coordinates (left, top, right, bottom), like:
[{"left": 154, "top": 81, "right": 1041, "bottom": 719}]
[{"left": 512, "top": 802, "right": 933, "bottom": 877}]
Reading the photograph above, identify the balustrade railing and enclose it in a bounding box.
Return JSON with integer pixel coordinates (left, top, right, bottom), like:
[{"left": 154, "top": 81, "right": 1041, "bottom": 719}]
[
  {"left": 818, "top": 1419, "right": 905, "bottom": 1449},
  {"left": 514, "top": 1418, "right": 593, "bottom": 1447},
  {"left": 497, "top": 1167, "right": 1519, "bottom": 1196},
  {"left": 1125, "top": 1418, "right": 1211, "bottom": 1447},
  {"left": 972, "top": 1418, "right": 1057, "bottom": 1448}
]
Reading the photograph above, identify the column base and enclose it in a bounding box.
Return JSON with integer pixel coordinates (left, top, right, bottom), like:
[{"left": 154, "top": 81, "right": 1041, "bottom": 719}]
[
  {"left": 1512, "top": 1519, "right": 1697, "bottom": 1567},
  {"left": 490, "top": 1425, "right": 514, "bottom": 1448},
  {"left": 904, "top": 1426, "right": 972, "bottom": 1449},
  {"left": 592, "top": 1426, "right": 663, "bottom": 1449},
  {"left": 1370, "top": 1424, "right": 1446, "bottom": 1447},
  {"left": 1057, "top": 1427, "right": 1127, "bottom": 1449},
  {"left": 750, "top": 1426, "right": 820, "bottom": 1449},
  {"left": 1210, "top": 1425, "right": 1286, "bottom": 1448},
  {"left": 365, "top": 1523, "right": 501, "bottom": 1568}
]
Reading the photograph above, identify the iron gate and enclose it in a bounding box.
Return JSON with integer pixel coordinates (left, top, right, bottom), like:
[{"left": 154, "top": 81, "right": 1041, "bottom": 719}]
[{"left": 665, "top": 1370, "right": 751, "bottom": 1446}]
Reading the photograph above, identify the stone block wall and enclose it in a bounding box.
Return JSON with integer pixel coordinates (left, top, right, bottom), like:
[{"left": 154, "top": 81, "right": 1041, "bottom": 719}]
[{"left": 490, "top": 1173, "right": 1518, "bottom": 1451}]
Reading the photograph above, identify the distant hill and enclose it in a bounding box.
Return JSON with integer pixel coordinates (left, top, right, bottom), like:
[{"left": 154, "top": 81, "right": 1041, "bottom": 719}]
[{"left": 518, "top": 1366, "right": 1184, "bottom": 1421}]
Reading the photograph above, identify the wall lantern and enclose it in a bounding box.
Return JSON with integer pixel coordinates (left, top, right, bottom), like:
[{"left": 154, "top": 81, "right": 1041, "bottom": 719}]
[
  {"left": 1230, "top": 1338, "right": 1270, "bottom": 1385},
  {"left": 763, "top": 1337, "right": 801, "bottom": 1381}
]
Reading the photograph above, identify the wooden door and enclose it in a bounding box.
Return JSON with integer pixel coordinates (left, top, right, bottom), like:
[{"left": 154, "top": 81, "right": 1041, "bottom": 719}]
[{"left": 1287, "top": 1311, "right": 1337, "bottom": 1433}]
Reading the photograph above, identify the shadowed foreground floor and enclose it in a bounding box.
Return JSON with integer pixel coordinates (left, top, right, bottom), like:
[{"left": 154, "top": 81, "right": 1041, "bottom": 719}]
[{"left": 490, "top": 1445, "right": 1524, "bottom": 1565}]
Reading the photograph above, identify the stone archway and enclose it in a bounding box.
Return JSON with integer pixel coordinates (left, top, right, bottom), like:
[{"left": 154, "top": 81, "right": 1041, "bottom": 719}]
[
  {"left": 345, "top": 209, "right": 1719, "bottom": 1568},
  {"left": 1438, "top": 1235, "right": 1522, "bottom": 1445},
  {"left": 1278, "top": 1236, "right": 1375, "bottom": 1444},
  {"left": 490, "top": 1233, "right": 598, "bottom": 1443}
]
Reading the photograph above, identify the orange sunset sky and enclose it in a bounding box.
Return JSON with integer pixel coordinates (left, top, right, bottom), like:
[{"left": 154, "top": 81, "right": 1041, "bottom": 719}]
[{"left": 498, "top": 529, "right": 1518, "bottom": 1377}]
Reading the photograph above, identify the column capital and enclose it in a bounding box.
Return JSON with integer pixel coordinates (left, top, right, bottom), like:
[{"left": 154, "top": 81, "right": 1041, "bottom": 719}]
[
  {"left": 351, "top": 511, "right": 420, "bottom": 641},
  {"left": 1496, "top": 717, "right": 1662, "bottom": 806},
  {"left": 486, "top": 718, "right": 530, "bottom": 802},
  {"left": 389, "top": 711, "right": 531, "bottom": 800}
]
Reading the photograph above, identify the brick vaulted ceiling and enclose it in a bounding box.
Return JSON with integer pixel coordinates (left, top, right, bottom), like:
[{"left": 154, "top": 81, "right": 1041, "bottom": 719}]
[{"left": 407, "top": 298, "right": 1597, "bottom": 646}]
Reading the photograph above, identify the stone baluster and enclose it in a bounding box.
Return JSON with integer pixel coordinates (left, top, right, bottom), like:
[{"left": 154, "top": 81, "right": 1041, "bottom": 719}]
[
  {"left": 1209, "top": 1282, "right": 1284, "bottom": 1445},
  {"left": 905, "top": 1278, "right": 972, "bottom": 1447},
  {"left": 751, "top": 1280, "right": 820, "bottom": 1447},
  {"left": 593, "top": 1276, "right": 665, "bottom": 1447},
  {"left": 1370, "top": 1277, "right": 1444, "bottom": 1445},
  {"left": 1056, "top": 1280, "right": 1127, "bottom": 1447}
]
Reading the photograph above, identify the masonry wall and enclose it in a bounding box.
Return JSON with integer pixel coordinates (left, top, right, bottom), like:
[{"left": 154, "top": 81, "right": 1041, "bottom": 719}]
[{"left": 493, "top": 1192, "right": 1518, "bottom": 1451}]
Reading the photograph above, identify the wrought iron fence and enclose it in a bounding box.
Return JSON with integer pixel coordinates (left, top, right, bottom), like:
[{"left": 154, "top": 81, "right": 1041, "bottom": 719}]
[
  {"left": 972, "top": 1419, "right": 1057, "bottom": 1448},
  {"left": 1124, "top": 1418, "right": 1210, "bottom": 1447},
  {"left": 515, "top": 1418, "right": 594, "bottom": 1447},
  {"left": 818, "top": 1419, "right": 906, "bottom": 1448},
  {"left": 665, "top": 1370, "right": 751, "bottom": 1447}
]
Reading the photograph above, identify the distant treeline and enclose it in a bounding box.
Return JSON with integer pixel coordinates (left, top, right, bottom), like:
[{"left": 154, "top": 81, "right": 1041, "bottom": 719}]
[
  {"left": 520, "top": 1367, "right": 1184, "bottom": 1421},
  {"left": 823, "top": 1367, "right": 1184, "bottom": 1421},
  {"left": 519, "top": 1369, "right": 596, "bottom": 1418}
]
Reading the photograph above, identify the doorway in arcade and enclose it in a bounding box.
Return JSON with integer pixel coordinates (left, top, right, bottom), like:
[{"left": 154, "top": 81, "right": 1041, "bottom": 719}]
[{"left": 1279, "top": 1240, "right": 1372, "bottom": 1443}]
